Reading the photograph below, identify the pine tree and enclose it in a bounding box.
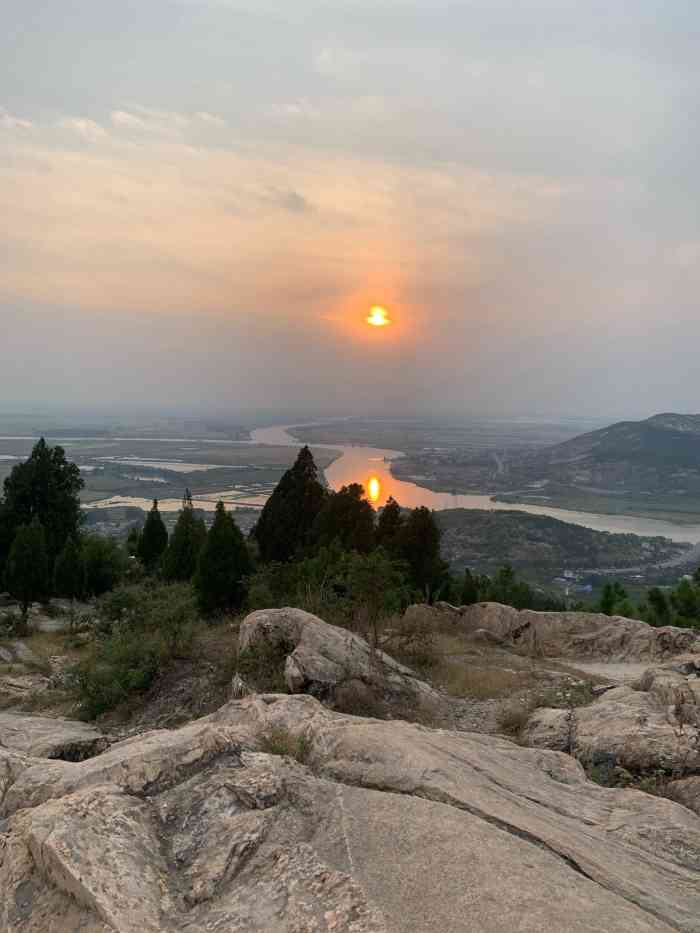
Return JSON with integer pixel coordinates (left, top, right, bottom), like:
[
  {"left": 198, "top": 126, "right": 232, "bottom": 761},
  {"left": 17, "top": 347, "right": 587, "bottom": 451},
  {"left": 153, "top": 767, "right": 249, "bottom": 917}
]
[
  {"left": 54, "top": 536, "right": 85, "bottom": 600},
  {"left": 138, "top": 499, "right": 168, "bottom": 572},
  {"left": 195, "top": 501, "right": 252, "bottom": 613},
  {"left": 163, "top": 490, "right": 207, "bottom": 581},
  {"left": 5, "top": 521, "right": 49, "bottom": 629},
  {"left": 395, "top": 506, "right": 448, "bottom": 599},
  {"left": 253, "top": 446, "right": 326, "bottom": 562},
  {"left": 376, "top": 496, "right": 404, "bottom": 550},
  {"left": 2, "top": 438, "right": 83, "bottom": 572},
  {"left": 313, "top": 483, "right": 375, "bottom": 553},
  {"left": 461, "top": 568, "right": 480, "bottom": 606}
]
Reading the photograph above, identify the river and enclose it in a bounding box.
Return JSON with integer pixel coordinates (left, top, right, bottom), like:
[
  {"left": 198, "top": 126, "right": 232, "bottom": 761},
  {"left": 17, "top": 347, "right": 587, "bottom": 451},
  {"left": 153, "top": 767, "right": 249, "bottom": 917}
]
[{"left": 251, "top": 425, "right": 700, "bottom": 544}]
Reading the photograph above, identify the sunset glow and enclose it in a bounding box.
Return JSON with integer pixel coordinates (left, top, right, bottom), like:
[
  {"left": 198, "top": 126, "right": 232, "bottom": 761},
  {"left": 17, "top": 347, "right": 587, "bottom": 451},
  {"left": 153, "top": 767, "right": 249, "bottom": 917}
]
[
  {"left": 366, "top": 306, "right": 391, "bottom": 327},
  {"left": 367, "top": 475, "right": 381, "bottom": 502}
]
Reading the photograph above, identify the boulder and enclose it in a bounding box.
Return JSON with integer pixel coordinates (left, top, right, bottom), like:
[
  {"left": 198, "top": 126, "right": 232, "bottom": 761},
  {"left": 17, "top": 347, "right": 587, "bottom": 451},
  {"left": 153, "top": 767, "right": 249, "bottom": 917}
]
[
  {"left": 0, "top": 713, "right": 108, "bottom": 762},
  {"left": 238, "top": 607, "right": 442, "bottom": 715},
  {"left": 666, "top": 775, "right": 700, "bottom": 816},
  {"left": 523, "top": 671, "right": 700, "bottom": 775},
  {"left": 457, "top": 602, "right": 700, "bottom": 661},
  {"left": 3, "top": 693, "right": 700, "bottom": 931}
]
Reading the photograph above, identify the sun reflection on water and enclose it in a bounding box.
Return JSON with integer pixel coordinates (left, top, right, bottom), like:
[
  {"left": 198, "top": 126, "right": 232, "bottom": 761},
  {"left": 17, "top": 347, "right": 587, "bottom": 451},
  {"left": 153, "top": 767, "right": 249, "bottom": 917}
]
[{"left": 367, "top": 475, "right": 381, "bottom": 503}]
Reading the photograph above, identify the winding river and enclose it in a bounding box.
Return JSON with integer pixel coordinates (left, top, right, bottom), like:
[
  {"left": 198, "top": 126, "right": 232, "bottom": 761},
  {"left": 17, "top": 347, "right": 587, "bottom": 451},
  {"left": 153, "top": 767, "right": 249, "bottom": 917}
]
[{"left": 251, "top": 425, "right": 700, "bottom": 544}]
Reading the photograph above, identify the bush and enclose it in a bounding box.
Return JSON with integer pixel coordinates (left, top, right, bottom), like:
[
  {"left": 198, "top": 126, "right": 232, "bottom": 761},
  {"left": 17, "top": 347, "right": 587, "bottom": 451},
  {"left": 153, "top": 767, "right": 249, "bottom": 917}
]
[
  {"left": 237, "top": 639, "right": 291, "bottom": 693},
  {"left": 496, "top": 701, "right": 533, "bottom": 737},
  {"left": 258, "top": 724, "right": 312, "bottom": 764},
  {"left": 73, "top": 582, "right": 198, "bottom": 717}
]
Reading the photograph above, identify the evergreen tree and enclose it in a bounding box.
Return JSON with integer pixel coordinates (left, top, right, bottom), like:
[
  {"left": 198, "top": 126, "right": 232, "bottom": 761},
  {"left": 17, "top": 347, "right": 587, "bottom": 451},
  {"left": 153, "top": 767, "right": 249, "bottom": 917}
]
[
  {"left": 5, "top": 521, "right": 49, "bottom": 629},
  {"left": 82, "top": 534, "right": 125, "bottom": 596},
  {"left": 2, "top": 439, "right": 83, "bottom": 571},
  {"left": 138, "top": 499, "right": 168, "bottom": 571},
  {"left": 253, "top": 446, "right": 326, "bottom": 562},
  {"left": 395, "top": 506, "right": 448, "bottom": 598},
  {"left": 376, "top": 496, "right": 404, "bottom": 550},
  {"left": 313, "top": 483, "right": 375, "bottom": 554},
  {"left": 461, "top": 568, "right": 480, "bottom": 606},
  {"left": 195, "top": 501, "right": 252, "bottom": 613},
  {"left": 54, "top": 536, "right": 85, "bottom": 600},
  {"left": 163, "top": 490, "right": 207, "bottom": 581}
]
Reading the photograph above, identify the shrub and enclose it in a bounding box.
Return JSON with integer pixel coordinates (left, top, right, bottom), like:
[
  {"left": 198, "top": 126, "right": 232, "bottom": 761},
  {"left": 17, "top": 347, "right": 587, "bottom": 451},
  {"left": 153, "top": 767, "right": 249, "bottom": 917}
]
[
  {"left": 258, "top": 724, "right": 312, "bottom": 764},
  {"left": 237, "top": 639, "right": 290, "bottom": 693},
  {"left": 496, "top": 701, "right": 533, "bottom": 737},
  {"left": 73, "top": 582, "right": 198, "bottom": 717}
]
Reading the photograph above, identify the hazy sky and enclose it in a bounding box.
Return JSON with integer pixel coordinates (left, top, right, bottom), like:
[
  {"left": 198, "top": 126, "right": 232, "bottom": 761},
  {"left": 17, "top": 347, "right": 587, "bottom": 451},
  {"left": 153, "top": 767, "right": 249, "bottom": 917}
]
[{"left": 2, "top": 0, "right": 699, "bottom": 419}]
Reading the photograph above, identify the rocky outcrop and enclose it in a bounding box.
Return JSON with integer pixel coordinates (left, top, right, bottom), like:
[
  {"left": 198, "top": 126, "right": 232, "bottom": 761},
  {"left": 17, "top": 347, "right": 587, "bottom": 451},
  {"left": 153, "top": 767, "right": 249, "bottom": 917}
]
[
  {"left": 453, "top": 602, "right": 700, "bottom": 661},
  {"left": 2, "top": 693, "right": 700, "bottom": 931},
  {"left": 523, "top": 661, "right": 700, "bottom": 775},
  {"left": 238, "top": 608, "right": 442, "bottom": 715},
  {"left": 0, "top": 713, "right": 108, "bottom": 762}
]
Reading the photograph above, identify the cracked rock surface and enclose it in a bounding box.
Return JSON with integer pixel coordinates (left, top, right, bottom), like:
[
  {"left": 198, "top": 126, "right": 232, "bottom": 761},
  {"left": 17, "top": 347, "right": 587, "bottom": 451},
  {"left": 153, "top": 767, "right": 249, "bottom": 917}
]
[{"left": 2, "top": 692, "right": 700, "bottom": 931}]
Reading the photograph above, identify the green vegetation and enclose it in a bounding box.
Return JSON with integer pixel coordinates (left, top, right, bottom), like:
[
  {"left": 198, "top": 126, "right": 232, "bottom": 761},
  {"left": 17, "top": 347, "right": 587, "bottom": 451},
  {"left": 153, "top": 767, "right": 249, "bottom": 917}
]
[
  {"left": 138, "top": 500, "right": 168, "bottom": 571},
  {"left": 437, "top": 509, "right": 686, "bottom": 579},
  {"left": 163, "top": 490, "right": 207, "bottom": 582},
  {"left": 253, "top": 446, "right": 326, "bottom": 562},
  {"left": 5, "top": 522, "right": 49, "bottom": 629},
  {"left": 74, "top": 583, "right": 198, "bottom": 718},
  {"left": 194, "top": 501, "right": 252, "bottom": 614}
]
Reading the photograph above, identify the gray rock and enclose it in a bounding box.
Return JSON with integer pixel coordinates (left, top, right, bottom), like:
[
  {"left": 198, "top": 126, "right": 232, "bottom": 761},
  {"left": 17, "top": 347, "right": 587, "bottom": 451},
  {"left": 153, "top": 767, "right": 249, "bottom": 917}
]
[
  {"left": 238, "top": 607, "right": 442, "bottom": 715},
  {"left": 523, "top": 675, "right": 700, "bottom": 774},
  {"left": 455, "top": 602, "right": 700, "bottom": 660},
  {"left": 0, "top": 713, "right": 108, "bottom": 762},
  {"left": 4, "top": 693, "right": 700, "bottom": 931}
]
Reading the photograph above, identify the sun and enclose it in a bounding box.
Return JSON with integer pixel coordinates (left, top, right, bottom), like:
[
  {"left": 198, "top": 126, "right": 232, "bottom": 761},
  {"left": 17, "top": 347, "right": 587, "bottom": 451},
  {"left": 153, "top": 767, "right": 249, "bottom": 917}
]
[
  {"left": 366, "top": 305, "right": 391, "bottom": 327},
  {"left": 367, "top": 476, "right": 381, "bottom": 503}
]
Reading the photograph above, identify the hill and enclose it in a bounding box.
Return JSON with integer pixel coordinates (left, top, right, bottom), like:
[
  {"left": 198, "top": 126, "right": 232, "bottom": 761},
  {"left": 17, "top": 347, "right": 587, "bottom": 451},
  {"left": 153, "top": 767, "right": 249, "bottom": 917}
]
[
  {"left": 436, "top": 508, "right": 689, "bottom": 581},
  {"left": 394, "top": 414, "right": 700, "bottom": 521}
]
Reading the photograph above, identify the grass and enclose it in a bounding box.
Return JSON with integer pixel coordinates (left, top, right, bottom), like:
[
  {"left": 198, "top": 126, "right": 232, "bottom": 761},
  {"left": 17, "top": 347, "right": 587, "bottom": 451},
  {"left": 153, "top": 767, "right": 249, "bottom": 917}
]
[
  {"left": 440, "top": 662, "right": 535, "bottom": 699},
  {"left": 258, "top": 724, "right": 312, "bottom": 764}
]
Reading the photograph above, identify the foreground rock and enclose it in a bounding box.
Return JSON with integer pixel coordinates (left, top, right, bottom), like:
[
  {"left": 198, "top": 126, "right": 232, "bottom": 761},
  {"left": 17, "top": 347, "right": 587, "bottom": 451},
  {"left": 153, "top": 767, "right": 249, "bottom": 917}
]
[
  {"left": 239, "top": 607, "right": 442, "bottom": 718},
  {"left": 418, "top": 601, "right": 700, "bottom": 661},
  {"left": 524, "top": 661, "right": 700, "bottom": 776},
  {"left": 2, "top": 693, "right": 700, "bottom": 931},
  {"left": 0, "top": 712, "right": 108, "bottom": 761}
]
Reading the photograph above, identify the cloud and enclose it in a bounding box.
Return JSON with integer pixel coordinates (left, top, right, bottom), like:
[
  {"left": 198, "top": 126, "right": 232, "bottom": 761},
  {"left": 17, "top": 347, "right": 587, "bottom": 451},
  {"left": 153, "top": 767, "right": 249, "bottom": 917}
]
[
  {"left": 0, "top": 110, "right": 33, "bottom": 131},
  {"left": 58, "top": 117, "right": 107, "bottom": 142}
]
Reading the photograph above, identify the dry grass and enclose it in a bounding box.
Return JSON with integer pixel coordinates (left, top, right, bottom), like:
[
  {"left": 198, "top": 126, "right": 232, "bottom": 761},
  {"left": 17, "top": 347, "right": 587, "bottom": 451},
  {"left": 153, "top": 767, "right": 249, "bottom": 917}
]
[
  {"left": 258, "top": 724, "right": 312, "bottom": 764},
  {"left": 497, "top": 701, "right": 535, "bottom": 737},
  {"left": 440, "top": 661, "right": 536, "bottom": 699}
]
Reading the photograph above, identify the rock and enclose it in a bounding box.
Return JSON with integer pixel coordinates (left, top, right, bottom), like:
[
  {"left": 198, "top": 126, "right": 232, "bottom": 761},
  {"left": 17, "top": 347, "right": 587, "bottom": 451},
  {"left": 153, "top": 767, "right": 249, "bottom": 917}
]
[
  {"left": 238, "top": 608, "right": 442, "bottom": 715},
  {"left": 666, "top": 775, "right": 700, "bottom": 816},
  {"left": 457, "top": 602, "right": 700, "bottom": 661},
  {"left": 0, "top": 713, "right": 108, "bottom": 762},
  {"left": 523, "top": 676, "right": 700, "bottom": 775},
  {"left": 3, "top": 693, "right": 700, "bottom": 931}
]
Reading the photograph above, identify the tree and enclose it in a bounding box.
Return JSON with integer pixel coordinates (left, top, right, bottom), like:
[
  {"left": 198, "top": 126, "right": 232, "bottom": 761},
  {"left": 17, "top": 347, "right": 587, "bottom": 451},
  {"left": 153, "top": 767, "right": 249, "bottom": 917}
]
[
  {"left": 461, "top": 568, "right": 480, "bottom": 606},
  {"left": 4, "top": 521, "right": 49, "bottom": 629},
  {"left": 82, "top": 534, "right": 126, "bottom": 596},
  {"left": 670, "top": 578, "right": 700, "bottom": 622},
  {"left": 395, "top": 506, "right": 448, "bottom": 598},
  {"left": 599, "top": 580, "right": 629, "bottom": 616},
  {"left": 2, "top": 439, "right": 83, "bottom": 571},
  {"left": 253, "top": 446, "right": 326, "bottom": 562},
  {"left": 346, "top": 548, "right": 409, "bottom": 646},
  {"left": 138, "top": 499, "right": 168, "bottom": 572},
  {"left": 313, "top": 483, "right": 375, "bottom": 554},
  {"left": 195, "top": 501, "right": 252, "bottom": 613},
  {"left": 162, "top": 490, "right": 207, "bottom": 581},
  {"left": 376, "top": 496, "right": 404, "bottom": 551},
  {"left": 54, "top": 536, "right": 85, "bottom": 600}
]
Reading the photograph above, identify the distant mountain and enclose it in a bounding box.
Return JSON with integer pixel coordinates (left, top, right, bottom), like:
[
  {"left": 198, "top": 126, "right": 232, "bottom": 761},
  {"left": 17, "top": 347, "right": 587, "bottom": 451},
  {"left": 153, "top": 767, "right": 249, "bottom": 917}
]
[
  {"left": 515, "top": 413, "right": 700, "bottom": 477},
  {"left": 392, "top": 414, "right": 700, "bottom": 520}
]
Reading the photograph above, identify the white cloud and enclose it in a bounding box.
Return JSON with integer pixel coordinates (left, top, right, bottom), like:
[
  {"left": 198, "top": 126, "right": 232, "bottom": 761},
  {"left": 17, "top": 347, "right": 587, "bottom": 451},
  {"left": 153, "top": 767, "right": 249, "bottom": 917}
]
[
  {"left": 58, "top": 117, "right": 108, "bottom": 142},
  {"left": 111, "top": 109, "right": 150, "bottom": 131},
  {"left": 0, "top": 110, "right": 33, "bottom": 131}
]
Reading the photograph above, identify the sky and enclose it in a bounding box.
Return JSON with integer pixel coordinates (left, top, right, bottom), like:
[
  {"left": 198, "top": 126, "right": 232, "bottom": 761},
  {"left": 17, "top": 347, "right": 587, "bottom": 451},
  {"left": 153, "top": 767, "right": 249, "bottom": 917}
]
[{"left": 1, "top": 0, "right": 699, "bottom": 420}]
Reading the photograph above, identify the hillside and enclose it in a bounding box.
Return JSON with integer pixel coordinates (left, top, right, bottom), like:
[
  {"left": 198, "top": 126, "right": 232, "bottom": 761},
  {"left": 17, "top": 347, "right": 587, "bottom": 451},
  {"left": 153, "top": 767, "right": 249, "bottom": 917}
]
[
  {"left": 436, "top": 508, "right": 690, "bottom": 580},
  {"left": 394, "top": 413, "right": 700, "bottom": 521}
]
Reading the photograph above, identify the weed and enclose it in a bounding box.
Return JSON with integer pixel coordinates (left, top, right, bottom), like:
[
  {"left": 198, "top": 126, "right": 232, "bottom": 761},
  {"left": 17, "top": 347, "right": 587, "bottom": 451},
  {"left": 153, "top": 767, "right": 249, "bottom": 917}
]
[{"left": 258, "top": 724, "right": 312, "bottom": 764}]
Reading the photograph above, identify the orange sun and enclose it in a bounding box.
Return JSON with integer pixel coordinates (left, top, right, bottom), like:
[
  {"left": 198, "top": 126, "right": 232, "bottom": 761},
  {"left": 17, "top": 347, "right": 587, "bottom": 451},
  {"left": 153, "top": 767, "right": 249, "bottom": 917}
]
[
  {"left": 366, "top": 305, "right": 391, "bottom": 327},
  {"left": 367, "top": 476, "right": 381, "bottom": 502}
]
